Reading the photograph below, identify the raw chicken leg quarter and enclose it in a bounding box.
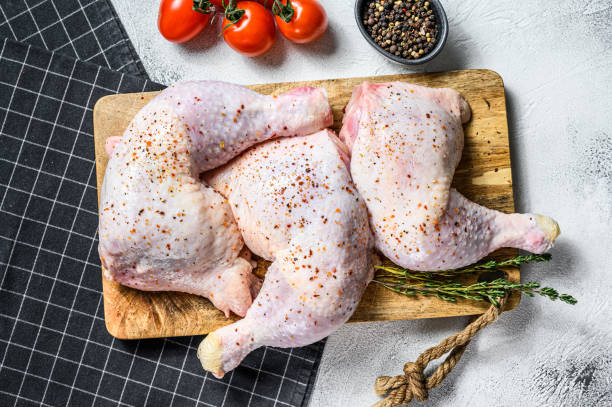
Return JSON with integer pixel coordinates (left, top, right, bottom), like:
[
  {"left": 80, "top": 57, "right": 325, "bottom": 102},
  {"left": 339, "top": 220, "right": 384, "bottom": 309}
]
[
  {"left": 340, "top": 81, "right": 560, "bottom": 271},
  {"left": 198, "top": 130, "right": 373, "bottom": 378},
  {"left": 98, "top": 81, "right": 332, "bottom": 317}
]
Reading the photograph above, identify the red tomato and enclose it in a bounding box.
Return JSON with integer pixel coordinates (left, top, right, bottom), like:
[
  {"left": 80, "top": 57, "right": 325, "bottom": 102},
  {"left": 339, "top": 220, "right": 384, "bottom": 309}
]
[
  {"left": 158, "top": 0, "right": 211, "bottom": 43},
  {"left": 223, "top": 2, "right": 276, "bottom": 57},
  {"left": 274, "top": 0, "right": 327, "bottom": 44}
]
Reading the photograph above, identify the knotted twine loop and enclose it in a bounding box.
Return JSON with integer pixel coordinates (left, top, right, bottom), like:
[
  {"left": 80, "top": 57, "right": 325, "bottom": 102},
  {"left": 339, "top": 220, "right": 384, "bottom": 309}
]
[{"left": 373, "top": 296, "right": 508, "bottom": 407}]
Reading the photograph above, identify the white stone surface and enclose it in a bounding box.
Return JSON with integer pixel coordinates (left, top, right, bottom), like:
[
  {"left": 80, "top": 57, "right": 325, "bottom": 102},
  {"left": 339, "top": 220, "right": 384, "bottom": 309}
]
[{"left": 110, "top": 0, "right": 612, "bottom": 405}]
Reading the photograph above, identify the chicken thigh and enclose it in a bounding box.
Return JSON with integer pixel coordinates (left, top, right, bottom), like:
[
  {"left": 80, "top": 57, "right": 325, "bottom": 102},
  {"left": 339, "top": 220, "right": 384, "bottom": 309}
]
[
  {"left": 99, "top": 81, "right": 332, "bottom": 317},
  {"left": 198, "top": 130, "right": 372, "bottom": 377},
  {"left": 340, "top": 82, "right": 559, "bottom": 270}
]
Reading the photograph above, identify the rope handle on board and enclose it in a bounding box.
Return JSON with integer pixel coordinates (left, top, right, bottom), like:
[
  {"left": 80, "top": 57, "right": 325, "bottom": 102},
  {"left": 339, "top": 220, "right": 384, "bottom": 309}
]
[{"left": 373, "top": 296, "right": 507, "bottom": 407}]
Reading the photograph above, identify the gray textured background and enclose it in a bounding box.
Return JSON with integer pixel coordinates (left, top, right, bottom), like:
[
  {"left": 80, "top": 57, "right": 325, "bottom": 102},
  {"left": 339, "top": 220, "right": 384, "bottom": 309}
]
[{"left": 110, "top": 0, "right": 612, "bottom": 405}]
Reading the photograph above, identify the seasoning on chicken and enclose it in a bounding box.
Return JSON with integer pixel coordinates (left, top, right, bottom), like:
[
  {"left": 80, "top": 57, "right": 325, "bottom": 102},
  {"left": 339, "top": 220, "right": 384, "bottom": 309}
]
[
  {"left": 98, "top": 81, "right": 332, "bottom": 317},
  {"left": 198, "top": 130, "right": 373, "bottom": 377},
  {"left": 340, "top": 82, "right": 560, "bottom": 271}
]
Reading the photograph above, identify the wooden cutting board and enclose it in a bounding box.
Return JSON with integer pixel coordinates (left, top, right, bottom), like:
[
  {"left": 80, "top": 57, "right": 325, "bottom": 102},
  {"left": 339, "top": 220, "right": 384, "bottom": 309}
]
[{"left": 94, "top": 69, "right": 520, "bottom": 339}]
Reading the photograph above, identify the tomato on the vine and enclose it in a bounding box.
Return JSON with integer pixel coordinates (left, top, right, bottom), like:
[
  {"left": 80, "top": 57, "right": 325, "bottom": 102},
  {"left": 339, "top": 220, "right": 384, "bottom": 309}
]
[
  {"left": 273, "top": 0, "right": 327, "bottom": 44},
  {"left": 207, "top": 0, "right": 272, "bottom": 10},
  {"left": 158, "top": 0, "right": 211, "bottom": 43},
  {"left": 222, "top": 1, "right": 276, "bottom": 57}
]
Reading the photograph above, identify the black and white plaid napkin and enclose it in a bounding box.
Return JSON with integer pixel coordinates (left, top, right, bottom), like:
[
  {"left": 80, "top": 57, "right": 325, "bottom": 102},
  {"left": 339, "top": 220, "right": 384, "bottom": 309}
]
[
  {"left": 0, "top": 2, "right": 325, "bottom": 406},
  {"left": 0, "top": 0, "right": 148, "bottom": 78}
]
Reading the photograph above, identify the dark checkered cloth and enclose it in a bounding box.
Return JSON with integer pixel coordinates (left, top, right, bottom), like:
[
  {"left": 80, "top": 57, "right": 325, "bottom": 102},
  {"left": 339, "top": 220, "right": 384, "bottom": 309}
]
[
  {"left": 0, "top": 2, "right": 325, "bottom": 406},
  {"left": 0, "top": 0, "right": 148, "bottom": 78}
]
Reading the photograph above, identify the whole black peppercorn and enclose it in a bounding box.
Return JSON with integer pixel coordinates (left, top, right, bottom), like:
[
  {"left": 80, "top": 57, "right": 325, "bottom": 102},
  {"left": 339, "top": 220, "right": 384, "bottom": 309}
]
[{"left": 362, "top": 0, "right": 439, "bottom": 60}]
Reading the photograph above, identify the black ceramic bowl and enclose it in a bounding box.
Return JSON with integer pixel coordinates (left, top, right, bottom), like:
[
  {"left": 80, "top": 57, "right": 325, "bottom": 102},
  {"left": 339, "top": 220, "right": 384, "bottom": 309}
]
[{"left": 354, "top": 0, "right": 448, "bottom": 65}]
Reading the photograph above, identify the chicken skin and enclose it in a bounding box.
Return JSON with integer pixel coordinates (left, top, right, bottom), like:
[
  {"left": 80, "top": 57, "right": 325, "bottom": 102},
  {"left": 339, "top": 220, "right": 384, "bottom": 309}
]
[
  {"left": 340, "top": 82, "right": 560, "bottom": 271},
  {"left": 98, "top": 81, "right": 332, "bottom": 317},
  {"left": 198, "top": 130, "right": 372, "bottom": 378}
]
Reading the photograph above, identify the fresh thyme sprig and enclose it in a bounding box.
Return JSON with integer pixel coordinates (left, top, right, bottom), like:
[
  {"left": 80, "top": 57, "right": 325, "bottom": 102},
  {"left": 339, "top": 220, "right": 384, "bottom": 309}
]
[
  {"left": 375, "top": 253, "right": 552, "bottom": 279},
  {"left": 373, "top": 254, "right": 577, "bottom": 307}
]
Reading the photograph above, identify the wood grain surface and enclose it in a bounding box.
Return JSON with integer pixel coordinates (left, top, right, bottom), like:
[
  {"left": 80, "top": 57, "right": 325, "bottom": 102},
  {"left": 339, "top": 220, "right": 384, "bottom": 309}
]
[{"left": 93, "top": 69, "right": 520, "bottom": 339}]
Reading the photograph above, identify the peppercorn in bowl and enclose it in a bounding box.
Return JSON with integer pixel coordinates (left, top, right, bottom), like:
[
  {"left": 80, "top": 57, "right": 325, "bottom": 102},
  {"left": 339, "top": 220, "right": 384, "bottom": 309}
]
[{"left": 355, "top": 0, "right": 448, "bottom": 65}]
